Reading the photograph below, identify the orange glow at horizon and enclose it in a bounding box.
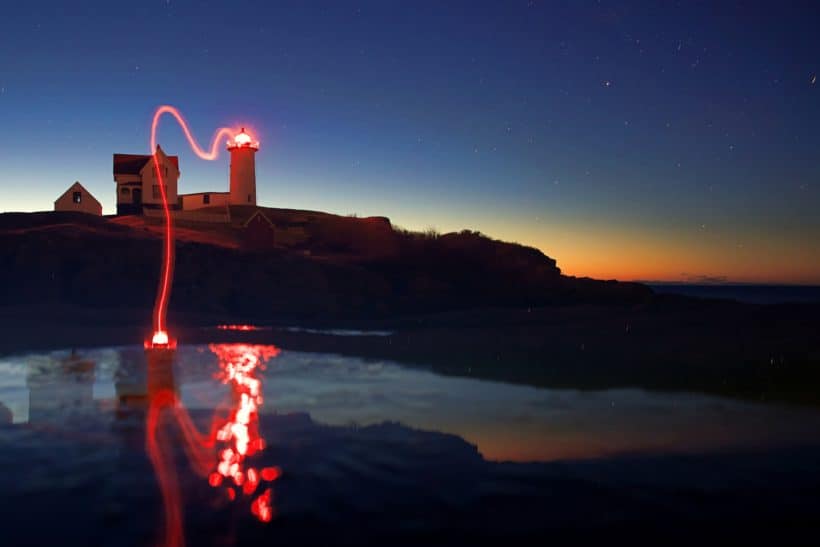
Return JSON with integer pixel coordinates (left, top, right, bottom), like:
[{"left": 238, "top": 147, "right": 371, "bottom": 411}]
[
  {"left": 415, "top": 213, "right": 820, "bottom": 285},
  {"left": 543, "top": 234, "right": 820, "bottom": 285}
]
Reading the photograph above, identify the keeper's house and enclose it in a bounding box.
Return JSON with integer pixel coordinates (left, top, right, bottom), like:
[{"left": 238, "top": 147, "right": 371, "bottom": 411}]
[{"left": 113, "top": 145, "right": 180, "bottom": 215}]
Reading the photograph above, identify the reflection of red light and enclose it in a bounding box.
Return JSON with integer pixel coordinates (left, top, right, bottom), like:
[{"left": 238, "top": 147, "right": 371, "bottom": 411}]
[
  {"left": 216, "top": 324, "right": 263, "bottom": 331},
  {"left": 144, "top": 343, "right": 280, "bottom": 547},
  {"left": 251, "top": 488, "right": 273, "bottom": 523},
  {"left": 145, "top": 347, "right": 185, "bottom": 547},
  {"left": 260, "top": 466, "right": 282, "bottom": 482},
  {"left": 209, "top": 344, "right": 281, "bottom": 521},
  {"left": 149, "top": 105, "right": 247, "bottom": 340}
]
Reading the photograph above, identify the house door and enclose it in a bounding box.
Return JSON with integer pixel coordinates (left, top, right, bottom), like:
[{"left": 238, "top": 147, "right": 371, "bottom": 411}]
[{"left": 133, "top": 188, "right": 142, "bottom": 205}]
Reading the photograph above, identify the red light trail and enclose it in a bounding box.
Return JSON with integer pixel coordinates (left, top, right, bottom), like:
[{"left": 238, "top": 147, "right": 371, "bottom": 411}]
[
  {"left": 143, "top": 106, "right": 275, "bottom": 545},
  {"left": 148, "top": 105, "right": 241, "bottom": 346}
]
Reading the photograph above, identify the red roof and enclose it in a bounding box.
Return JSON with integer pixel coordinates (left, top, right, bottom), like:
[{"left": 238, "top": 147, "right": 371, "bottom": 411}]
[{"left": 113, "top": 153, "right": 179, "bottom": 175}]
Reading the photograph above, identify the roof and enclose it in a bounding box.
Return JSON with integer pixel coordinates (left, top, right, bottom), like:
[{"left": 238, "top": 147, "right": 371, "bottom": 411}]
[
  {"left": 180, "top": 191, "right": 229, "bottom": 197},
  {"left": 55, "top": 181, "right": 102, "bottom": 208},
  {"left": 242, "top": 209, "right": 275, "bottom": 227},
  {"left": 113, "top": 153, "right": 179, "bottom": 175}
]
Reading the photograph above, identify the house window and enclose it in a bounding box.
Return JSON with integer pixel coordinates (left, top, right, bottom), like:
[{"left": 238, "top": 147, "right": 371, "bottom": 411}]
[
  {"left": 120, "top": 187, "right": 130, "bottom": 196},
  {"left": 73, "top": 191, "right": 82, "bottom": 203},
  {"left": 152, "top": 184, "right": 167, "bottom": 199},
  {"left": 203, "top": 194, "right": 210, "bottom": 204}
]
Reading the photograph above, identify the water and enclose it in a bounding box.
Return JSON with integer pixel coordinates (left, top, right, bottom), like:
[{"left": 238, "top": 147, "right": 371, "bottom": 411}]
[
  {"left": 649, "top": 283, "right": 820, "bottom": 304},
  {"left": 1, "top": 344, "right": 820, "bottom": 545}
]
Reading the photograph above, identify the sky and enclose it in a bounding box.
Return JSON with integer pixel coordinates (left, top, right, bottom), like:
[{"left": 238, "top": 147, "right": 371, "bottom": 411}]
[{"left": 1, "top": 0, "right": 818, "bottom": 284}]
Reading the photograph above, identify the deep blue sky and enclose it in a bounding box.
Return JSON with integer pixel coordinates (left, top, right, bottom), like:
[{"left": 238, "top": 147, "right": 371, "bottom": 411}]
[{"left": 1, "top": 1, "right": 818, "bottom": 282}]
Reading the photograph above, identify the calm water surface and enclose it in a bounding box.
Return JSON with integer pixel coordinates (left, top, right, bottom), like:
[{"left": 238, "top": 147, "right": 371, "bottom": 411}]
[{"left": 1, "top": 343, "right": 819, "bottom": 545}]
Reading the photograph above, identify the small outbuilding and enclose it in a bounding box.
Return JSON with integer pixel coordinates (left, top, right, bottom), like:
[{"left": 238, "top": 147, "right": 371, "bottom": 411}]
[
  {"left": 54, "top": 181, "right": 102, "bottom": 216},
  {"left": 242, "top": 210, "right": 276, "bottom": 249}
]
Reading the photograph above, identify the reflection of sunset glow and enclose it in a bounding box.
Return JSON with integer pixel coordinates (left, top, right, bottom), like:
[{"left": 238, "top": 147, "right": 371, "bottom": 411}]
[{"left": 209, "top": 344, "right": 281, "bottom": 521}]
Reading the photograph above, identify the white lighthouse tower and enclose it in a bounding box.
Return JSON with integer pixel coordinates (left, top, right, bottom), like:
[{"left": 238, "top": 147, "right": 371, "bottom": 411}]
[{"left": 227, "top": 128, "right": 259, "bottom": 206}]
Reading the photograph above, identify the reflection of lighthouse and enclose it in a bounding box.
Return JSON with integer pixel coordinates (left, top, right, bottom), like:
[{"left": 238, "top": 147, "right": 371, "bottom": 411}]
[{"left": 228, "top": 128, "right": 259, "bottom": 205}]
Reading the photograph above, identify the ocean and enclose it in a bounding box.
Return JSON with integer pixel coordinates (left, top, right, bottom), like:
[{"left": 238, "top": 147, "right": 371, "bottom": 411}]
[{"left": 648, "top": 284, "right": 820, "bottom": 304}]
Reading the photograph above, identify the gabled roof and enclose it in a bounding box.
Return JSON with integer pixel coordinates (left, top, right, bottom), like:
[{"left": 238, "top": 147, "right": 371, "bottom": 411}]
[
  {"left": 113, "top": 153, "right": 179, "bottom": 175},
  {"left": 180, "top": 191, "right": 229, "bottom": 197},
  {"left": 242, "top": 209, "right": 275, "bottom": 227},
  {"left": 55, "top": 181, "right": 102, "bottom": 208}
]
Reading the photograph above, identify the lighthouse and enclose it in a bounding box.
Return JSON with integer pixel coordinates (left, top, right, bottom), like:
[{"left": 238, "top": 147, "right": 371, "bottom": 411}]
[{"left": 227, "top": 128, "right": 259, "bottom": 206}]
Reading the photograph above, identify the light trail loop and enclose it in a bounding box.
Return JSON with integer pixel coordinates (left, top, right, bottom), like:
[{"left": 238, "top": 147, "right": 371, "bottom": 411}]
[{"left": 149, "top": 106, "right": 236, "bottom": 343}]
